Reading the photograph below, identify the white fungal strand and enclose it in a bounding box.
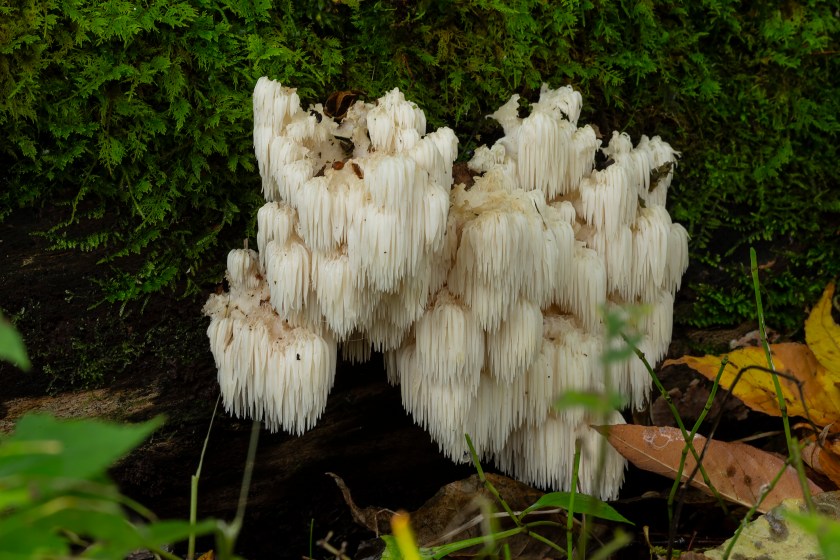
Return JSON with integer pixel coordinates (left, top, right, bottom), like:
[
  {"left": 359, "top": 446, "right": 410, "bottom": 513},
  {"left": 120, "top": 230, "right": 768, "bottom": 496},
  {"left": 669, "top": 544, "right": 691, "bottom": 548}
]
[
  {"left": 485, "top": 298, "right": 543, "bottom": 383},
  {"left": 413, "top": 289, "right": 484, "bottom": 388},
  {"left": 256, "top": 202, "right": 297, "bottom": 266},
  {"left": 495, "top": 411, "right": 627, "bottom": 499},
  {"left": 204, "top": 271, "right": 336, "bottom": 436},
  {"left": 226, "top": 248, "right": 261, "bottom": 290},
  {"left": 576, "top": 164, "right": 637, "bottom": 238},
  {"left": 521, "top": 312, "right": 605, "bottom": 423},
  {"left": 665, "top": 222, "right": 690, "bottom": 293},
  {"left": 264, "top": 239, "right": 311, "bottom": 318},
  {"left": 310, "top": 249, "right": 375, "bottom": 339}
]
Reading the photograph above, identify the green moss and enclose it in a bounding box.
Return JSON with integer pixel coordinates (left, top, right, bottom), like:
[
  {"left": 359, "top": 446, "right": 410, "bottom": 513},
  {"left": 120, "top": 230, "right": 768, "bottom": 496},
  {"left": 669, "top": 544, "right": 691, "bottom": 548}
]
[{"left": 2, "top": 0, "right": 838, "bottom": 330}]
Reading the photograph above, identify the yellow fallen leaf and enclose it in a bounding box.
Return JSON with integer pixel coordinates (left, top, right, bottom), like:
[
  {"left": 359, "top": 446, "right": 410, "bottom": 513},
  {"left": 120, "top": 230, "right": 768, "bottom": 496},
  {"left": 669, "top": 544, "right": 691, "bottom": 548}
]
[
  {"left": 805, "top": 282, "right": 840, "bottom": 375},
  {"left": 598, "top": 424, "right": 822, "bottom": 513},
  {"left": 664, "top": 343, "right": 840, "bottom": 429},
  {"left": 703, "top": 498, "right": 822, "bottom": 560}
]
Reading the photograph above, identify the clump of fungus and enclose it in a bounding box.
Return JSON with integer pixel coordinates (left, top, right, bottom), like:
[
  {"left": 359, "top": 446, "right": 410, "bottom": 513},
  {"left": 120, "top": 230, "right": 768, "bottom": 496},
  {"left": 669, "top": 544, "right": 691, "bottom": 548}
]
[{"left": 205, "top": 78, "right": 689, "bottom": 500}]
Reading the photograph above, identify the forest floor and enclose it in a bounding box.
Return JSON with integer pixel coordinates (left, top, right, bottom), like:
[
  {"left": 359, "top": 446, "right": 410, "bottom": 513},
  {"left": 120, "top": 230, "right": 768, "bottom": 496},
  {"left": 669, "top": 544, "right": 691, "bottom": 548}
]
[{"left": 0, "top": 205, "right": 794, "bottom": 559}]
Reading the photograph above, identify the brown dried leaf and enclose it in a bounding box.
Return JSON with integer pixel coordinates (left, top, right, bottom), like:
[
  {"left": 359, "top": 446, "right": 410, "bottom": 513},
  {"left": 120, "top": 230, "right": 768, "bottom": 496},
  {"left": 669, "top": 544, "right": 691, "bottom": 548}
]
[
  {"left": 803, "top": 441, "right": 840, "bottom": 488},
  {"left": 331, "top": 472, "right": 587, "bottom": 559},
  {"left": 323, "top": 90, "right": 363, "bottom": 120},
  {"left": 452, "top": 162, "right": 477, "bottom": 189},
  {"left": 409, "top": 473, "right": 569, "bottom": 557},
  {"left": 598, "top": 424, "right": 823, "bottom": 513}
]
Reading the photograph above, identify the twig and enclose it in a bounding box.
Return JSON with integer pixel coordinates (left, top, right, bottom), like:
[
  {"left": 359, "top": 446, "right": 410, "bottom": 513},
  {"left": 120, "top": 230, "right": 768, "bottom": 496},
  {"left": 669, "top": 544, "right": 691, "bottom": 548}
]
[
  {"left": 316, "top": 531, "right": 352, "bottom": 560},
  {"left": 423, "top": 508, "right": 569, "bottom": 547}
]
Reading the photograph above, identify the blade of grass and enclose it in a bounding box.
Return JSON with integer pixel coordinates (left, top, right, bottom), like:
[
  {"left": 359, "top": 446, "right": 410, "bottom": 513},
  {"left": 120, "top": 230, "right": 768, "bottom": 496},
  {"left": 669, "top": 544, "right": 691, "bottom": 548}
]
[
  {"left": 188, "top": 394, "right": 221, "bottom": 560},
  {"left": 391, "top": 511, "right": 422, "bottom": 560},
  {"left": 217, "top": 419, "right": 261, "bottom": 559},
  {"left": 666, "top": 356, "right": 728, "bottom": 559},
  {"left": 567, "top": 440, "right": 580, "bottom": 560},
  {"left": 463, "top": 434, "right": 570, "bottom": 558},
  {"left": 234, "top": 420, "right": 261, "bottom": 531},
  {"left": 465, "top": 434, "right": 521, "bottom": 527},
  {"left": 309, "top": 518, "right": 315, "bottom": 560},
  {"left": 430, "top": 527, "right": 524, "bottom": 559},
  {"left": 586, "top": 529, "right": 633, "bottom": 560},
  {"left": 749, "top": 247, "right": 814, "bottom": 513}
]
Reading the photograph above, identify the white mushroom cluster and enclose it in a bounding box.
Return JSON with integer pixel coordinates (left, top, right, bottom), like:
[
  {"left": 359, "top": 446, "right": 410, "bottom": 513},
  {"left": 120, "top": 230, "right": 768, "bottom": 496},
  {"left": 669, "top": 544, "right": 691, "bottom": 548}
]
[
  {"left": 205, "top": 78, "right": 689, "bottom": 500},
  {"left": 206, "top": 78, "right": 456, "bottom": 433},
  {"left": 203, "top": 247, "right": 337, "bottom": 435},
  {"left": 389, "top": 85, "right": 688, "bottom": 497}
]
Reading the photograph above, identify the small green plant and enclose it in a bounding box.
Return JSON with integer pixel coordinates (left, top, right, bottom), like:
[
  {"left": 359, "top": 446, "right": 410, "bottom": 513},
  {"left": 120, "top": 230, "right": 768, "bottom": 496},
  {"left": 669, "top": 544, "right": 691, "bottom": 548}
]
[
  {"left": 633, "top": 247, "right": 820, "bottom": 559},
  {"left": 0, "top": 308, "right": 260, "bottom": 559},
  {"left": 42, "top": 316, "right": 143, "bottom": 390},
  {"left": 0, "top": 412, "right": 217, "bottom": 559},
  {"left": 0, "top": 311, "right": 30, "bottom": 372},
  {"left": 710, "top": 249, "right": 815, "bottom": 560},
  {"left": 187, "top": 395, "right": 220, "bottom": 560},
  {"left": 0, "top": 318, "right": 214, "bottom": 557}
]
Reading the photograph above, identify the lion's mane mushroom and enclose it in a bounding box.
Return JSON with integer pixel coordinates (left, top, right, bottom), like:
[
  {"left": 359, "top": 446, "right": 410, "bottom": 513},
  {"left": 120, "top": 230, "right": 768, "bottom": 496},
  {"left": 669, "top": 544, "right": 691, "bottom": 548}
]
[
  {"left": 205, "top": 78, "right": 458, "bottom": 434},
  {"left": 384, "top": 84, "right": 689, "bottom": 499},
  {"left": 206, "top": 79, "right": 689, "bottom": 500},
  {"left": 204, "top": 247, "right": 337, "bottom": 434}
]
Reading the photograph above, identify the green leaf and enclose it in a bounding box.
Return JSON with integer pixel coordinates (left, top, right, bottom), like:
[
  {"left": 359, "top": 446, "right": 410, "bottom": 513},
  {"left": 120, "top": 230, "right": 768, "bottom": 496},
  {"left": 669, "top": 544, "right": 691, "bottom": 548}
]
[
  {"left": 0, "top": 488, "right": 30, "bottom": 511},
  {"left": 786, "top": 510, "right": 840, "bottom": 559},
  {"left": 83, "top": 518, "right": 218, "bottom": 559},
  {"left": 380, "top": 535, "right": 401, "bottom": 560},
  {"left": 0, "top": 314, "right": 30, "bottom": 371},
  {"left": 0, "top": 440, "right": 63, "bottom": 459},
  {"left": 0, "top": 413, "right": 162, "bottom": 480},
  {"left": 0, "top": 412, "right": 217, "bottom": 560},
  {"left": 0, "top": 506, "right": 212, "bottom": 560},
  {"left": 46, "top": 507, "right": 138, "bottom": 548},
  {"left": 554, "top": 391, "right": 628, "bottom": 414},
  {"left": 380, "top": 534, "right": 437, "bottom": 560},
  {"left": 0, "top": 519, "right": 69, "bottom": 559},
  {"left": 522, "top": 492, "right": 634, "bottom": 525}
]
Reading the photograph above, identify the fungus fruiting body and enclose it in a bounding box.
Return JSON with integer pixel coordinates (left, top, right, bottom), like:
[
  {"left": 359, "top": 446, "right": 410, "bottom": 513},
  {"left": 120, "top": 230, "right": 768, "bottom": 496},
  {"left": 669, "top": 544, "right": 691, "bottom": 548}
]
[{"left": 204, "top": 78, "right": 689, "bottom": 499}]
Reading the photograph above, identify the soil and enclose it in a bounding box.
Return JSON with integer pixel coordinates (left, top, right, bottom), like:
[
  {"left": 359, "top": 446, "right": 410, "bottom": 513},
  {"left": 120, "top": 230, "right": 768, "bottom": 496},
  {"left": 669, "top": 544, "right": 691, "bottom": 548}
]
[{"left": 0, "top": 206, "right": 787, "bottom": 559}]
